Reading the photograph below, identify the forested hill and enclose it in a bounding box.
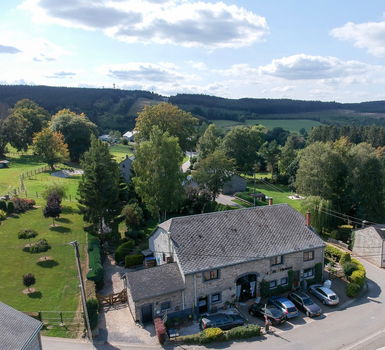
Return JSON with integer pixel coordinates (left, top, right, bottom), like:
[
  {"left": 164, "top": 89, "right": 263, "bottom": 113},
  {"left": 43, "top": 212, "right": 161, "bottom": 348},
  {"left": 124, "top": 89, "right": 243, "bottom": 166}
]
[{"left": 1, "top": 85, "right": 385, "bottom": 131}]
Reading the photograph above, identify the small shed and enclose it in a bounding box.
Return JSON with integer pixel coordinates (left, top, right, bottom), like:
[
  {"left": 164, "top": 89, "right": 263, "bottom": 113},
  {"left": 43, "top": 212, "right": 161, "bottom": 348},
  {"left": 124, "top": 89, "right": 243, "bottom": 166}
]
[
  {"left": 0, "top": 301, "right": 43, "bottom": 350},
  {"left": 222, "top": 174, "right": 247, "bottom": 195},
  {"left": 0, "top": 160, "right": 9, "bottom": 169},
  {"left": 353, "top": 225, "right": 385, "bottom": 267}
]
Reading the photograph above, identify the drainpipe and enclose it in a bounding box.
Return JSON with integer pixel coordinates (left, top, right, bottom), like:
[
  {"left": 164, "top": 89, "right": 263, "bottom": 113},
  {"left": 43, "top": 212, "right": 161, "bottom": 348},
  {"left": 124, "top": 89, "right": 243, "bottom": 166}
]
[{"left": 194, "top": 274, "right": 197, "bottom": 315}]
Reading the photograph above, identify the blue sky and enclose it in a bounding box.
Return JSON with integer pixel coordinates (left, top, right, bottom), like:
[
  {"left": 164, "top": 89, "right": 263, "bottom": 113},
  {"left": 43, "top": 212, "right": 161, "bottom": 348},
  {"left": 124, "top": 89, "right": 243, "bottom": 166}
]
[{"left": 1, "top": 0, "right": 385, "bottom": 102}]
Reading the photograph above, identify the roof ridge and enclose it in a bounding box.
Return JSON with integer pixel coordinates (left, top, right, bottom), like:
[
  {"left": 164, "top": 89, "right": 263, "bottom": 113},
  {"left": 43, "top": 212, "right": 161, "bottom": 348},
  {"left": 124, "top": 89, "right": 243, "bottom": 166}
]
[{"left": 164, "top": 203, "right": 290, "bottom": 224}]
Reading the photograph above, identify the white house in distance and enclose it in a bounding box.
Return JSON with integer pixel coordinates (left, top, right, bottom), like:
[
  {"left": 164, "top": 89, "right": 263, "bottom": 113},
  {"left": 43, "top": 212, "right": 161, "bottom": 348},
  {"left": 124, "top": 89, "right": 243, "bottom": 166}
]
[
  {"left": 353, "top": 225, "right": 385, "bottom": 267},
  {"left": 0, "top": 301, "right": 43, "bottom": 350},
  {"left": 123, "top": 130, "right": 138, "bottom": 142}
]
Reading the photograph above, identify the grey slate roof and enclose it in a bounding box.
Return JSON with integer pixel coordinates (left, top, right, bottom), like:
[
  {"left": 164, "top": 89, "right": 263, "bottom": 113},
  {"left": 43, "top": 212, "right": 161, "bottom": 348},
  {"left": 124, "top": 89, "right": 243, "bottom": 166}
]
[
  {"left": 126, "top": 263, "right": 184, "bottom": 301},
  {"left": 355, "top": 225, "right": 385, "bottom": 240},
  {"left": 163, "top": 204, "right": 325, "bottom": 275},
  {"left": 0, "top": 302, "right": 42, "bottom": 350}
]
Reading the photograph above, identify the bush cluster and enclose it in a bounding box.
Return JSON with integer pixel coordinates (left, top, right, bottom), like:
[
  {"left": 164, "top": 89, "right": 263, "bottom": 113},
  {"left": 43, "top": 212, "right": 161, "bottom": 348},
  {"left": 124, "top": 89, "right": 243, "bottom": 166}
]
[
  {"left": 0, "top": 209, "right": 6, "bottom": 221},
  {"left": 115, "top": 239, "right": 135, "bottom": 264},
  {"left": 0, "top": 200, "right": 7, "bottom": 212},
  {"left": 18, "top": 229, "right": 38, "bottom": 239},
  {"left": 86, "top": 298, "right": 99, "bottom": 330},
  {"left": 346, "top": 283, "right": 361, "bottom": 297},
  {"left": 86, "top": 236, "right": 104, "bottom": 289},
  {"left": 178, "top": 325, "right": 261, "bottom": 344},
  {"left": 12, "top": 197, "right": 36, "bottom": 213},
  {"left": 124, "top": 254, "right": 144, "bottom": 268},
  {"left": 23, "top": 239, "right": 50, "bottom": 253}
]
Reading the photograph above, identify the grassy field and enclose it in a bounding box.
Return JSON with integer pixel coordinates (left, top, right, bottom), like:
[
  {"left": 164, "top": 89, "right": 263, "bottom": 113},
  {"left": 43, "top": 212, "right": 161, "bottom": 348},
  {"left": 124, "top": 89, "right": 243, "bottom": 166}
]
[
  {"left": 212, "top": 119, "right": 321, "bottom": 133},
  {"left": 0, "top": 199, "right": 87, "bottom": 336},
  {"left": 236, "top": 182, "right": 302, "bottom": 211},
  {"left": 109, "top": 144, "right": 134, "bottom": 162}
]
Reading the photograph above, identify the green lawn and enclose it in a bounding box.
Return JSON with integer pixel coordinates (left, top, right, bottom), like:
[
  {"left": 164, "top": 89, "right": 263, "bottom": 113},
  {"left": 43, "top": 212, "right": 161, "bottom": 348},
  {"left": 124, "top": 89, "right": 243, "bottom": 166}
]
[
  {"left": 0, "top": 200, "right": 87, "bottom": 336},
  {"left": 109, "top": 144, "right": 134, "bottom": 162},
  {"left": 236, "top": 182, "right": 302, "bottom": 211}
]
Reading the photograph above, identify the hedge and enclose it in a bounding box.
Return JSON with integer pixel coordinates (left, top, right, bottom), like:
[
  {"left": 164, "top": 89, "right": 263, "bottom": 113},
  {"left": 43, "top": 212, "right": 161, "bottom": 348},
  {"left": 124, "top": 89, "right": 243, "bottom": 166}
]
[
  {"left": 86, "top": 235, "right": 104, "bottom": 289},
  {"left": 0, "top": 209, "right": 6, "bottom": 221},
  {"left": 18, "top": 229, "right": 38, "bottom": 239},
  {"left": 0, "top": 200, "right": 6, "bottom": 211},
  {"left": 86, "top": 298, "right": 99, "bottom": 330},
  {"left": 115, "top": 240, "right": 135, "bottom": 264},
  {"left": 325, "top": 245, "right": 344, "bottom": 262},
  {"left": 124, "top": 254, "right": 144, "bottom": 267},
  {"left": 177, "top": 325, "right": 261, "bottom": 344}
]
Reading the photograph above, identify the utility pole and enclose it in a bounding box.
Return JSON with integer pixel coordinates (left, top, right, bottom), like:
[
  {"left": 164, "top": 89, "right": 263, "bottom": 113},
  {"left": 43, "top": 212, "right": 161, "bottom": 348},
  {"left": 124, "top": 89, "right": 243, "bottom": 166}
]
[{"left": 69, "top": 241, "right": 93, "bottom": 342}]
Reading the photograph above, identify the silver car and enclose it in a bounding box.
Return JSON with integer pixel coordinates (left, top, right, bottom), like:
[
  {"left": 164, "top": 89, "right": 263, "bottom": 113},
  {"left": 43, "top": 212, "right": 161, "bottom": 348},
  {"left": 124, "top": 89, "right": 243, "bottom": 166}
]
[{"left": 309, "top": 284, "right": 339, "bottom": 305}]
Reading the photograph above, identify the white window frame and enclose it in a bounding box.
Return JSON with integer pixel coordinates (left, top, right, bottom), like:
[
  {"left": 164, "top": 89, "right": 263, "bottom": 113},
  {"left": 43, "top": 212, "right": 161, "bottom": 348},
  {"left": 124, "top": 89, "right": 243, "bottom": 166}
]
[
  {"left": 303, "top": 268, "right": 314, "bottom": 279},
  {"left": 269, "top": 280, "right": 277, "bottom": 289}
]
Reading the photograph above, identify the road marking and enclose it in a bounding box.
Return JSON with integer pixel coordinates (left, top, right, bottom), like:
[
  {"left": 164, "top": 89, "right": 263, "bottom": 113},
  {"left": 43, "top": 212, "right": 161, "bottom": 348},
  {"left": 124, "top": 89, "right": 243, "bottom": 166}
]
[{"left": 339, "top": 328, "right": 385, "bottom": 350}]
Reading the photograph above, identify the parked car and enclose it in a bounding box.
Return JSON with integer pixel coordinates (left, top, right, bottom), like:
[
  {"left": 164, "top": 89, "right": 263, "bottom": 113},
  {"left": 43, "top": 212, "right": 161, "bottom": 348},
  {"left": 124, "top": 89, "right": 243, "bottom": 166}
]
[
  {"left": 268, "top": 296, "right": 299, "bottom": 319},
  {"left": 288, "top": 291, "right": 322, "bottom": 317},
  {"left": 199, "top": 313, "right": 245, "bottom": 330},
  {"left": 309, "top": 284, "right": 339, "bottom": 306},
  {"left": 248, "top": 303, "right": 286, "bottom": 326}
]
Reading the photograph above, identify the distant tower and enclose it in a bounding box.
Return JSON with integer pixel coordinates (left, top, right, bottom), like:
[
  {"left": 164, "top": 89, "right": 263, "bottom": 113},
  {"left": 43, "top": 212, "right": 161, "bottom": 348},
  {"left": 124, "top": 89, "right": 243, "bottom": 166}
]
[{"left": 113, "top": 83, "right": 116, "bottom": 89}]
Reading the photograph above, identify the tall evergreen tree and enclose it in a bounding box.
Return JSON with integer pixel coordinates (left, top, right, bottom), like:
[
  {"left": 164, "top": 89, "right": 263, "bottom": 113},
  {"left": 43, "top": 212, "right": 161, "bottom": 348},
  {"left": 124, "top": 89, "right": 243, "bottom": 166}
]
[{"left": 78, "top": 135, "right": 122, "bottom": 234}]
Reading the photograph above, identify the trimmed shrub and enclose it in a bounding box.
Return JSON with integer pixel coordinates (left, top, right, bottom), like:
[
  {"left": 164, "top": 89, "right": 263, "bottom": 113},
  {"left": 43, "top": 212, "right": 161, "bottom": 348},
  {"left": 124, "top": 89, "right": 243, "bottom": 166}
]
[
  {"left": 200, "top": 328, "right": 224, "bottom": 343},
  {"left": 23, "top": 239, "right": 50, "bottom": 253},
  {"left": 178, "top": 333, "right": 202, "bottom": 344},
  {"left": 346, "top": 282, "right": 361, "bottom": 297},
  {"left": 343, "top": 262, "right": 358, "bottom": 277},
  {"left": 349, "top": 269, "right": 365, "bottom": 287},
  {"left": 154, "top": 317, "right": 167, "bottom": 344},
  {"left": 124, "top": 254, "right": 144, "bottom": 267},
  {"left": 18, "top": 229, "right": 38, "bottom": 239},
  {"left": 7, "top": 201, "right": 14, "bottom": 214},
  {"left": 325, "top": 245, "right": 343, "bottom": 262},
  {"left": 12, "top": 197, "right": 35, "bottom": 213},
  {"left": 0, "top": 209, "right": 6, "bottom": 221},
  {"left": 0, "top": 200, "right": 6, "bottom": 211},
  {"left": 226, "top": 325, "right": 261, "bottom": 340},
  {"left": 87, "top": 236, "right": 104, "bottom": 289},
  {"left": 339, "top": 252, "right": 351, "bottom": 266},
  {"left": 115, "top": 240, "right": 135, "bottom": 264},
  {"left": 86, "top": 298, "right": 99, "bottom": 329}
]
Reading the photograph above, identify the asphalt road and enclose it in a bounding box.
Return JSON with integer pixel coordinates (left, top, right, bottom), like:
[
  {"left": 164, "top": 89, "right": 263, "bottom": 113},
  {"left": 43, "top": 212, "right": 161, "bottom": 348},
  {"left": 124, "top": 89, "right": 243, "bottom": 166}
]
[{"left": 42, "top": 258, "right": 385, "bottom": 350}]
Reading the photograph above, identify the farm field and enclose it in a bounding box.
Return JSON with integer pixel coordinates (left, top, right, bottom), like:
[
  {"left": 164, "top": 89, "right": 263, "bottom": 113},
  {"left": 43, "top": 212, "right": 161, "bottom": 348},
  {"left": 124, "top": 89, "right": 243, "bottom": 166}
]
[
  {"left": 212, "top": 119, "right": 322, "bottom": 132},
  {"left": 0, "top": 199, "right": 86, "bottom": 337}
]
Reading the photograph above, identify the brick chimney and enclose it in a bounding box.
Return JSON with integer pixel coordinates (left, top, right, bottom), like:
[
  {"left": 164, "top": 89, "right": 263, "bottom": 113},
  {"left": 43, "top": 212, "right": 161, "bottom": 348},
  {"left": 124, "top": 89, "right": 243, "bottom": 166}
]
[
  {"left": 305, "top": 211, "right": 311, "bottom": 227},
  {"left": 268, "top": 197, "right": 273, "bottom": 206}
]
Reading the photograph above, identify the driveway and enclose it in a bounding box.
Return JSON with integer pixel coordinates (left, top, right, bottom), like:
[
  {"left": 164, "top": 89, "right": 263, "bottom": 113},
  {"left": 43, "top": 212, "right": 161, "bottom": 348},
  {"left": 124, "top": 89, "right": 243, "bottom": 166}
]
[
  {"left": 216, "top": 194, "right": 242, "bottom": 207},
  {"left": 95, "top": 255, "right": 158, "bottom": 347}
]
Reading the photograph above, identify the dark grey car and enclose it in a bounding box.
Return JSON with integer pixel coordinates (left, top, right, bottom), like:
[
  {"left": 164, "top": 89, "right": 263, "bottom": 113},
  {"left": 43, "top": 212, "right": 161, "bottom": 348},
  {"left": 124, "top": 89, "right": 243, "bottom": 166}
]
[{"left": 288, "top": 291, "right": 322, "bottom": 317}]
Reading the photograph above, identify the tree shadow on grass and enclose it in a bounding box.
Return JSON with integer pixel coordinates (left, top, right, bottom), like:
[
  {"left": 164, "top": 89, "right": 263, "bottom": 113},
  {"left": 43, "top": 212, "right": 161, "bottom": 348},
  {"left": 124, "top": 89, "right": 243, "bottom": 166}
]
[
  {"left": 28, "top": 291, "right": 42, "bottom": 299},
  {"left": 55, "top": 217, "right": 71, "bottom": 224},
  {"left": 49, "top": 226, "right": 71, "bottom": 233},
  {"left": 37, "top": 260, "right": 59, "bottom": 268},
  {"left": 62, "top": 206, "right": 78, "bottom": 214}
]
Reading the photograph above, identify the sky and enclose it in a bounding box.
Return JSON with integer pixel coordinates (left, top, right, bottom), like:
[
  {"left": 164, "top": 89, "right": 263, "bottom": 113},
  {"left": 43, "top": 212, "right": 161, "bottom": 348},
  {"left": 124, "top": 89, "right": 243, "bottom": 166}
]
[{"left": 2, "top": 0, "right": 385, "bottom": 102}]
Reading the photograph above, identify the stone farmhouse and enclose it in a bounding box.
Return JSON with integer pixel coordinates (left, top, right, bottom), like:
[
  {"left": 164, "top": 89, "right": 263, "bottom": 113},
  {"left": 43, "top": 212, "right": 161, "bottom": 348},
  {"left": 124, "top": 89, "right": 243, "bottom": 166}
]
[
  {"left": 119, "top": 155, "right": 134, "bottom": 182},
  {"left": 353, "top": 225, "right": 385, "bottom": 267},
  {"left": 126, "top": 204, "right": 325, "bottom": 323}
]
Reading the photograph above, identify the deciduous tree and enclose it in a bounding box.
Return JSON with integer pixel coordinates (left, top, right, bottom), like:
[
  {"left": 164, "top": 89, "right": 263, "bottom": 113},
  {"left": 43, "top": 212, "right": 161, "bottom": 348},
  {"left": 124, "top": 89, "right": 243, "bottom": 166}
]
[
  {"left": 135, "top": 103, "right": 198, "bottom": 151},
  {"left": 51, "top": 109, "right": 97, "bottom": 162},
  {"left": 222, "top": 125, "right": 265, "bottom": 174},
  {"left": 194, "top": 149, "right": 235, "bottom": 199},
  {"left": 43, "top": 192, "right": 62, "bottom": 226},
  {"left": 133, "top": 126, "right": 184, "bottom": 221},
  {"left": 197, "top": 124, "right": 221, "bottom": 159},
  {"left": 32, "top": 128, "right": 69, "bottom": 171}
]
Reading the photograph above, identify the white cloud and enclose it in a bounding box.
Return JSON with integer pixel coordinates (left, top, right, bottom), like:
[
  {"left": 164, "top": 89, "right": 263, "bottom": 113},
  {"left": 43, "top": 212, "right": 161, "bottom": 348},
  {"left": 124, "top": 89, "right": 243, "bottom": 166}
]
[
  {"left": 331, "top": 20, "right": 385, "bottom": 56},
  {"left": 46, "top": 71, "right": 77, "bottom": 79},
  {"left": 20, "top": 0, "right": 269, "bottom": 48},
  {"left": 259, "top": 54, "right": 371, "bottom": 80},
  {"left": 99, "top": 62, "right": 195, "bottom": 83}
]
